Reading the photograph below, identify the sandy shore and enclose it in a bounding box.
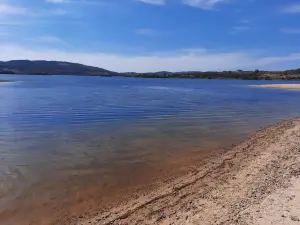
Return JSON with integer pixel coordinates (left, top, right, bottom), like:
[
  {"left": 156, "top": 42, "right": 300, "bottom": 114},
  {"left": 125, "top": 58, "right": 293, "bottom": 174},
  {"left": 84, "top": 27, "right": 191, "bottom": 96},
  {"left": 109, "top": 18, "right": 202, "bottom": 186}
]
[
  {"left": 249, "top": 84, "right": 300, "bottom": 90},
  {"left": 74, "top": 119, "right": 300, "bottom": 225}
]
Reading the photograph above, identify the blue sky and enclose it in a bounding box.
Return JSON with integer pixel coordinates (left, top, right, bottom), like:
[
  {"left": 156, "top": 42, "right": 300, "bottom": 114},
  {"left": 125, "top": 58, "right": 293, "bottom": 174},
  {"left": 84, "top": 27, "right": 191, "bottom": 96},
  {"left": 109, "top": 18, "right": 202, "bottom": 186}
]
[{"left": 1, "top": 0, "right": 300, "bottom": 72}]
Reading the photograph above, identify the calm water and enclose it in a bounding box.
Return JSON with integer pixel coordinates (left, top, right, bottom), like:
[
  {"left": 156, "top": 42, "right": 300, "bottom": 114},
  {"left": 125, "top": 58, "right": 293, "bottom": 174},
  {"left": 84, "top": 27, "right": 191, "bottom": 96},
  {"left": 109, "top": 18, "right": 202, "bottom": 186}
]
[{"left": 0, "top": 75, "right": 300, "bottom": 216}]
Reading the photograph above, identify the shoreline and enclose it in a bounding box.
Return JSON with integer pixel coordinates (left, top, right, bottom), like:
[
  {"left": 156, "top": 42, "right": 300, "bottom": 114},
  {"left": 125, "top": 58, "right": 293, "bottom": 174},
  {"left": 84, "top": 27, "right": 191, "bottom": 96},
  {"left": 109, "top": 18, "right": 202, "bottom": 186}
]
[
  {"left": 1, "top": 73, "right": 300, "bottom": 81},
  {"left": 77, "top": 118, "right": 300, "bottom": 225}
]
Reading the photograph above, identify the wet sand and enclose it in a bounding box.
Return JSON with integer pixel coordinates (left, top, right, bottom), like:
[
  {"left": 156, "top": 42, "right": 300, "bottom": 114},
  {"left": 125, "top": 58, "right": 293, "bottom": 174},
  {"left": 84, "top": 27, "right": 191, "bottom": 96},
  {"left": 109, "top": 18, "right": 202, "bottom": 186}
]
[
  {"left": 77, "top": 118, "right": 300, "bottom": 225},
  {"left": 249, "top": 84, "right": 300, "bottom": 90}
]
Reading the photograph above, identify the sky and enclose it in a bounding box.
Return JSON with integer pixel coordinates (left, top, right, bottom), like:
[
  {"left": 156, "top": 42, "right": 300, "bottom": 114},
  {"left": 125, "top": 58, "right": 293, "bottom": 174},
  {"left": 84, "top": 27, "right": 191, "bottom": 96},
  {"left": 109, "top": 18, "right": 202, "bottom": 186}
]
[{"left": 1, "top": 0, "right": 300, "bottom": 72}]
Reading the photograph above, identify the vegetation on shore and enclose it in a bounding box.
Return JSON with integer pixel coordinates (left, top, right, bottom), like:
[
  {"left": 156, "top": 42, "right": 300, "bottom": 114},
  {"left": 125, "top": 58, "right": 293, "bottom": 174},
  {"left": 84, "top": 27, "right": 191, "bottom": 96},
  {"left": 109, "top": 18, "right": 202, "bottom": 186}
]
[
  {"left": 1, "top": 60, "right": 300, "bottom": 80},
  {"left": 0, "top": 79, "right": 14, "bottom": 82},
  {"left": 123, "top": 69, "right": 300, "bottom": 80}
]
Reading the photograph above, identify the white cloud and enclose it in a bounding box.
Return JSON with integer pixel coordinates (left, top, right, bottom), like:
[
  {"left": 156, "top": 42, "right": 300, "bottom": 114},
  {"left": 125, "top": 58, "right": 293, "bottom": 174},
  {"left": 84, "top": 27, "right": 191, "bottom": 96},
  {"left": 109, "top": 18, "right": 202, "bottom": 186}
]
[
  {"left": 281, "top": 28, "right": 300, "bottom": 34},
  {"left": 34, "top": 36, "right": 66, "bottom": 44},
  {"left": 0, "top": 3, "right": 28, "bottom": 15},
  {"left": 0, "top": 44, "right": 300, "bottom": 72},
  {"left": 137, "top": 0, "right": 166, "bottom": 5},
  {"left": 183, "top": 0, "right": 229, "bottom": 9},
  {"left": 0, "top": 20, "right": 25, "bottom": 26},
  {"left": 283, "top": 3, "right": 300, "bottom": 13}
]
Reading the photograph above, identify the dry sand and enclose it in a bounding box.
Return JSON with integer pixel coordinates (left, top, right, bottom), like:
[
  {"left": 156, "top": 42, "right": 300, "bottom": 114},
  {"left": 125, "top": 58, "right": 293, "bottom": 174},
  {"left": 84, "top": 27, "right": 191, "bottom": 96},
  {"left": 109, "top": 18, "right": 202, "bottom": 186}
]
[
  {"left": 249, "top": 84, "right": 300, "bottom": 90},
  {"left": 75, "top": 119, "right": 300, "bottom": 225}
]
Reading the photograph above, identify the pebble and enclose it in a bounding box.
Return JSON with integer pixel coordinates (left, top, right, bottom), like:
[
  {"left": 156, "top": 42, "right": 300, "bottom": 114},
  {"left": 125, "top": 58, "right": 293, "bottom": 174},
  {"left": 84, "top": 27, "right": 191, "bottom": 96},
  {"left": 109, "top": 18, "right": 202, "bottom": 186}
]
[{"left": 290, "top": 215, "right": 300, "bottom": 221}]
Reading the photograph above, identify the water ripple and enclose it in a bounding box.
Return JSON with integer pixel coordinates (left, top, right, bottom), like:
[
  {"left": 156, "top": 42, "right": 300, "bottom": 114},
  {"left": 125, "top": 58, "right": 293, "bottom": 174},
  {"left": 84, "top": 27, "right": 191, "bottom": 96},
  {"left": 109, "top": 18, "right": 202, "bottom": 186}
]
[{"left": 0, "top": 75, "right": 300, "bottom": 207}]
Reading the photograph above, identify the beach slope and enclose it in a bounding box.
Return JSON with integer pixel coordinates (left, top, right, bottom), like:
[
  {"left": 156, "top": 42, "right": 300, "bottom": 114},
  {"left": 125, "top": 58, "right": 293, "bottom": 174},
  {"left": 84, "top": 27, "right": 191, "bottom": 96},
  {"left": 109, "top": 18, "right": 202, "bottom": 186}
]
[{"left": 79, "top": 119, "right": 300, "bottom": 225}]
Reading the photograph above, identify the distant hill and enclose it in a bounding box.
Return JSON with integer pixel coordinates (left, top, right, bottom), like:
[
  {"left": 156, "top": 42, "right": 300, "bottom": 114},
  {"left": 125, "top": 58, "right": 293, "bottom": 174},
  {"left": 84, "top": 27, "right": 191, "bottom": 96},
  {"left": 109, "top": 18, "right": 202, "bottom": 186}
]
[
  {"left": 0, "top": 60, "right": 117, "bottom": 76},
  {"left": 1, "top": 60, "right": 300, "bottom": 80}
]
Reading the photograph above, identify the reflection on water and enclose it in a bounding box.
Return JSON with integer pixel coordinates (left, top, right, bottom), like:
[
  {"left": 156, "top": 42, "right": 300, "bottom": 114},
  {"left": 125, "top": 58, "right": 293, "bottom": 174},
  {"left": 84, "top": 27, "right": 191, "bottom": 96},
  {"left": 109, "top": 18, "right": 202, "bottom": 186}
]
[{"left": 0, "top": 75, "right": 300, "bottom": 222}]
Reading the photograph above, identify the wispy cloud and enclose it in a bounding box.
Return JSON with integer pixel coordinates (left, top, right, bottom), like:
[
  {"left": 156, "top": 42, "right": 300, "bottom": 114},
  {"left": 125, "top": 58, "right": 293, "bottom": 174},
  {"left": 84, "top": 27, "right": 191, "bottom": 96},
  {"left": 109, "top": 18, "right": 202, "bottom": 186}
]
[
  {"left": 230, "top": 20, "right": 251, "bottom": 34},
  {"left": 281, "top": 28, "right": 300, "bottom": 34},
  {"left": 183, "top": 0, "right": 229, "bottom": 9},
  {"left": 46, "top": 0, "right": 118, "bottom": 8},
  {"left": 46, "top": 0, "right": 71, "bottom": 3},
  {"left": 137, "top": 0, "right": 166, "bottom": 5},
  {"left": 0, "top": 20, "right": 26, "bottom": 26},
  {"left": 138, "top": 0, "right": 229, "bottom": 8},
  {"left": 0, "top": 3, "right": 28, "bottom": 15},
  {"left": 0, "top": 4, "right": 33, "bottom": 27},
  {"left": 136, "top": 29, "right": 157, "bottom": 36},
  {"left": 230, "top": 26, "right": 250, "bottom": 34},
  {"left": 282, "top": 3, "right": 300, "bottom": 13},
  {"left": 0, "top": 2, "right": 74, "bottom": 27},
  {"left": 34, "top": 36, "right": 66, "bottom": 44}
]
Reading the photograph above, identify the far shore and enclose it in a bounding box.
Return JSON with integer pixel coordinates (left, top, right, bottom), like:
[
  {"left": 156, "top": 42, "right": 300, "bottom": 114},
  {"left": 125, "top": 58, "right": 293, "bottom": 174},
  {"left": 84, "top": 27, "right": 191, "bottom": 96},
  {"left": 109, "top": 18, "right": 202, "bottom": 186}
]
[
  {"left": 249, "top": 84, "right": 300, "bottom": 90},
  {"left": 0, "top": 79, "right": 14, "bottom": 83}
]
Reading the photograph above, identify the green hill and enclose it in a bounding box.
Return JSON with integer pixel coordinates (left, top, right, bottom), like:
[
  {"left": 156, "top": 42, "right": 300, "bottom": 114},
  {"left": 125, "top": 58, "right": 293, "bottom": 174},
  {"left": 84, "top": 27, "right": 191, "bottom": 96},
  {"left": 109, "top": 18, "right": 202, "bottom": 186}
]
[{"left": 0, "top": 60, "right": 117, "bottom": 76}]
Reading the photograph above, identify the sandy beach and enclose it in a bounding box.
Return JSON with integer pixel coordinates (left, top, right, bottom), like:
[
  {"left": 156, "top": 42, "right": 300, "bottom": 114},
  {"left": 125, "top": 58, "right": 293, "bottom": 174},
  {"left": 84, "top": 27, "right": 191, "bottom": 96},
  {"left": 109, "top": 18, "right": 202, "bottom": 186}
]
[
  {"left": 249, "top": 84, "right": 300, "bottom": 90},
  {"left": 73, "top": 118, "right": 300, "bottom": 225}
]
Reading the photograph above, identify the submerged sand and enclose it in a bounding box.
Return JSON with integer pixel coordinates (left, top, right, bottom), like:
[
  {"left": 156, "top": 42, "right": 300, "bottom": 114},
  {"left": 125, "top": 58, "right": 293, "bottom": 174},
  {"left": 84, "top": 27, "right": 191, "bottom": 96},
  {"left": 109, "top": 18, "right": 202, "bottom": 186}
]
[
  {"left": 249, "top": 84, "right": 300, "bottom": 90},
  {"left": 1, "top": 119, "right": 300, "bottom": 225},
  {"left": 77, "top": 119, "right": 300, "bottom": 225}
]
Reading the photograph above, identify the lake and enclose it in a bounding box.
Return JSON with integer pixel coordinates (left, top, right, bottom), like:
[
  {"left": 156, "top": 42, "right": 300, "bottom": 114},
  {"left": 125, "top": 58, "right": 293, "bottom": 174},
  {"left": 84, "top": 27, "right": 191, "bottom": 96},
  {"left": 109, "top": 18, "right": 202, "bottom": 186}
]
[{"left": 0, "top": 75, "right": 300, "bottom": 223}]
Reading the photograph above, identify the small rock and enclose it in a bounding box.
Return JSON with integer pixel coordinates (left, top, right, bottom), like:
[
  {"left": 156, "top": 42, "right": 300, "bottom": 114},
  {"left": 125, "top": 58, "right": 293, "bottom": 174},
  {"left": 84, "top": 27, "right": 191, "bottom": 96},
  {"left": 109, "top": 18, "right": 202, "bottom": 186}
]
[
  {"left": 290, "top": 215, "right": 300, "bottom": 221},
  {"left": 288, "top": 195, "right": 295, "bottom": 201}
]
